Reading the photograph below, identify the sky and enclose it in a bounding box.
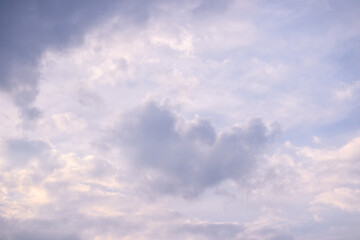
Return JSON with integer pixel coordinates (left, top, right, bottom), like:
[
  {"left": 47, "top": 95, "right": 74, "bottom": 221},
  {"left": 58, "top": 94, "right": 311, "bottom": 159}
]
[{"left": 0, "top": 0, "right": 360, "bottom": 239}]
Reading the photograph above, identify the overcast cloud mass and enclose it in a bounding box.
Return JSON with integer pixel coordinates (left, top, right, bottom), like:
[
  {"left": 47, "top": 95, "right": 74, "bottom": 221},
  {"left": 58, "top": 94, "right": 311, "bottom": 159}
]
[{"left": 0, "top": 0, "right": 360, "bottom": 239}]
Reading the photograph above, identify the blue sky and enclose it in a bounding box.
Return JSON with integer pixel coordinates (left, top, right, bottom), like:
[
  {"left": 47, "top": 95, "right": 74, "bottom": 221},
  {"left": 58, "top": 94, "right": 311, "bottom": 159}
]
[{"left": 0, "top": 0, "right": 360, "bottom": 239}]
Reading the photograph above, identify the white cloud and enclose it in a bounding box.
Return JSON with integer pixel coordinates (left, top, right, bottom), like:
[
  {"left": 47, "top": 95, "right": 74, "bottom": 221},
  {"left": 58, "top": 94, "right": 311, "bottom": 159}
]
[
  {"left": 334, "top": 81, "right": 360, "bottom": 101},
  {"left": 315, "top": 188, "right": 360, "bottom": 212},
  {"left": 52, "top": 112, "right": 87, "bottom": 133}
]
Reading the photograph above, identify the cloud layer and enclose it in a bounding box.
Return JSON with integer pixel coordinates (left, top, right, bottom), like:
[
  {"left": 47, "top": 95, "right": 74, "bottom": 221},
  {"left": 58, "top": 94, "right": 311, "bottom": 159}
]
[
  {"left": 109, "top": 102, "right": 280, "bottom": 197},
  {"left": 1, "top": 0, "right": 360, "bottom": 239}
]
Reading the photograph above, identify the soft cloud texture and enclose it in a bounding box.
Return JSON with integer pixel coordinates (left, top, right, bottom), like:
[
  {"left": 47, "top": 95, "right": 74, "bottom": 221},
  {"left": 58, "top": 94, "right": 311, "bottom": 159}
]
[
  {"left": 109, "top": 102, "right": 280, "bottom": 197},
  {"left": 1, "top": 0, "right": 360, "bottom": 239},
  {"left": 0, "top": 0, "right": 152, "bottom": 125}
]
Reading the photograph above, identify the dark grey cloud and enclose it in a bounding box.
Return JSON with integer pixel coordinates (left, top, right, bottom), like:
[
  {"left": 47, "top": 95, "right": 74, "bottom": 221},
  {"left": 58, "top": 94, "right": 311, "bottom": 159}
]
[
  {"left": 0, "top": 217, "right": 81, "bottom": 240},
  {"left": 249, "top": 227, "right": 295, "bottom": 240},
  {"left": 146, "top": 218, "right": 294, "bottom": 240},
  {"left": 176, "top": 222, "right": 294, "bottom": 240},
  {"left": 110, "top": 102, "right": 280, "bottom": 198},
  {"left": 193, "top": 0, "right": 233, "bottom": 15},
  {"left": 3, "top": 138, "right": 51, "bottom": 168},
  {"left": 0, "top": 214, "right": 294, "bottom": 240},
  {"left": 0, "top": 209, "right": 148, "bottom": 240},
  {"left": 0, "top": 0, "right": 153, "bottom": 126},
  {"left": 174, "top": 222, "right": 244, "bottom": 240},
  {"left": 270, "top": 234, "right": 294, "bottom": 240}
]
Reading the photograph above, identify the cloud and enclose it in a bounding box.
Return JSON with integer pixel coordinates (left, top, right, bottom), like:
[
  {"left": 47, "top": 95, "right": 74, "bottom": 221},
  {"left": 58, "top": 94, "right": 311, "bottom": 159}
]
[
  {"left": 0, "top": 0, "right": 151, "bottom": 126},
  {"left": 314, "top": 188, "right": 360, "bottom": 212},
  {"left": 109, "top": 101, "right": 280, "bottom": 198},
  {"left": 1, "top": 138, "right": 51, "bottom": 168},
  {"left": 0, "top": 212, "right": 295, "bottom": 240},
  {"left": 175, "top": 221, "right": 244, "bottom": 240},
  {"left": 1, "top": 1, "right": 360, "bottom": 239},
  {"left": 173, "top": 219, "right": 293, "bottom": 240},
  {"left": 0, "top": 217, "right": 81, "bottom": 240}
]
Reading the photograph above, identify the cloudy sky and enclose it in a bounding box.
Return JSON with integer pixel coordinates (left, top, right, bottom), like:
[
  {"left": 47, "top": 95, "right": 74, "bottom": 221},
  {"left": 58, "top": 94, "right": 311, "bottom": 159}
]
[{"left": 1, "top": 0, "right": 360, "bottom": 239}]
